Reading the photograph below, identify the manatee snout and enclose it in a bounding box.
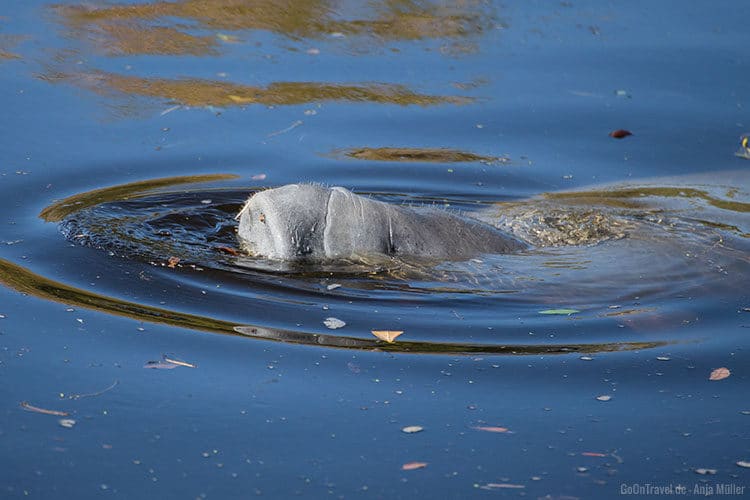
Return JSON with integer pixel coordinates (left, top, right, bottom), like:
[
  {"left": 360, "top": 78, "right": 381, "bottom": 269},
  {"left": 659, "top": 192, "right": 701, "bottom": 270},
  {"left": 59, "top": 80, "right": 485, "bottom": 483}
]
[{"left": 236, "top": 184, "right": 525, "bottom": 261}]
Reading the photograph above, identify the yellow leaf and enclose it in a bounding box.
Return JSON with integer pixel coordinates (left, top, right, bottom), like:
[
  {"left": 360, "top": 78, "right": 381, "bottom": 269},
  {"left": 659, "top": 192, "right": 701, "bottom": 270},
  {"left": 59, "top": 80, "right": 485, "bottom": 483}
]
[
  {"left": 371, "top": 330, "right": 403, "bottom": 343},
  {"left": 709, "top": 367, "right": 731, "bottom": 381}
]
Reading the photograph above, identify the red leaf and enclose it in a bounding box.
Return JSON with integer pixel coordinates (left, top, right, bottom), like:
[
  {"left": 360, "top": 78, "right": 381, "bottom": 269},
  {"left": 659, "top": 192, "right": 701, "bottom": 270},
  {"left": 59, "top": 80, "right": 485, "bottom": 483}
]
[{"left": 609, "top": 129, "right": 633, "bottom": 139}]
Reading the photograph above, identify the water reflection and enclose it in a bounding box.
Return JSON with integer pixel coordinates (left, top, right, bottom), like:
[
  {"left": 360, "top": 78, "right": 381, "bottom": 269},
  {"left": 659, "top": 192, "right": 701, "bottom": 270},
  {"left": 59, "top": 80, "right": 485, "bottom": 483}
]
[
  {"left": 0, "top": 34, "right": 24, "bottom": 60},
  {"left": 41, "top": 70, "right": 470, "bottom": 107},
  {"left": 55, "top": 0, "right": 495, "bottom": 47},
  {"left": 45, "top": 1, "right": 492, "bottom": 109},
  {"left": 0, "top": 257, "right": 662, "bottom": 355}
]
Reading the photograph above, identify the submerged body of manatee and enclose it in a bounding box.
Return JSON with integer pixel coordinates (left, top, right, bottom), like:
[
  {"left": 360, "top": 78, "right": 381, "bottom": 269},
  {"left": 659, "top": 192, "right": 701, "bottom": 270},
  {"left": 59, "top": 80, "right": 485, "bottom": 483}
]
[{"left": 44, "top": 173, "right": 749, "bottom": 352}]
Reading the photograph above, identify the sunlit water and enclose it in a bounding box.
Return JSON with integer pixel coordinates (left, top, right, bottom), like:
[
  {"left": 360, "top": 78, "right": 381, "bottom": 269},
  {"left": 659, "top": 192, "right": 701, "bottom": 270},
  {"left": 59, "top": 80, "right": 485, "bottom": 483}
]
[{"left": 1, "top": 0, "right": 749, "bottom": 498}]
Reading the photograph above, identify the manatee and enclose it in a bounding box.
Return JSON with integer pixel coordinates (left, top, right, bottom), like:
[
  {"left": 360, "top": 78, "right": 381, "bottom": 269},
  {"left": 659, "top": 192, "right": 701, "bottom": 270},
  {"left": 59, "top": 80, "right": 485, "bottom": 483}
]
[{"left": 236, "top": 184, "right": 527, "bottom": 261}]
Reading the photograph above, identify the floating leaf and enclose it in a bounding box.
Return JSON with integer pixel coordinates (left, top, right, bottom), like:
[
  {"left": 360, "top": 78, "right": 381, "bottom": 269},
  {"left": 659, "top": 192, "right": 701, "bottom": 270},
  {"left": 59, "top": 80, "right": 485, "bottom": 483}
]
[
  {"left": 401, "top": 462, "right": 428, "bottom": 471},
  {"left": 472, "top": 426, "right": 509, "bottom": 433},
  {"left": 167, "top": 256, "right": 180, "bottom": 268},
  {"left": 709, "top": 367, "right": 731, "bottom": 381},
  {"left": 251, "top": 173, "right": 267, "bottom": 181},
  {"left": 596, "top": 395, "right": 612, "bottom": 402},
  {"left": 401, "top": 425, "right": 423, "bottom": 434},
  {"left": 371, "top": 330, "right": 404, "bottom": 343},
  {"left": 539, "top": 308, "right": 580, "bottom": 315},
  {"left": 609, "top": 129, "right": 633, "bottom": 139},
  {"left": 323, "top": 317, "right": 346, "bottom": 329},
  {"left": 581, "top": 452, "right": 607, "bottom": 457}
]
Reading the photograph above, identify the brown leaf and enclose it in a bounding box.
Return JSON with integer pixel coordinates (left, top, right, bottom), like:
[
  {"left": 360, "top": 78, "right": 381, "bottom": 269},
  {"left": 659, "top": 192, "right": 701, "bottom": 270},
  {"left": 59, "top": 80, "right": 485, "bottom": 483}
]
[
  {"left": 371, "top": 330, "right": 404, "bottom": 343},
  {"left": 215, "top": 246, "right": 240, "bottom": 256},
  {"left": 709, "top": 367, "right": 731, "bottom": 381},
  {"left": 609, "top": 129, "right": 633, "bottom": 139},
  {"left": 401, "top": 462, "right": 428, "bottom": 471},
  {"left": 581, "top": 452, "right": 607, "bottom": 457},
  {"left": 167, "top": 256, "right": 180, "bottom": 268},
  {"left": 20, "top": 401, "right": 69, "bottom": 416},
  {"left": 472, "top": 426, "right": 509, "bottom": 433}
]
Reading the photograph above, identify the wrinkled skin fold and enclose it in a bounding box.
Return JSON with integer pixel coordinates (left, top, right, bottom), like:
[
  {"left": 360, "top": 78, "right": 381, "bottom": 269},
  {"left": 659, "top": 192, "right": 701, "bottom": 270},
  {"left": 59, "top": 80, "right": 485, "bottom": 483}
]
[{"left": 236, "top": 184, "right": 527, "bottom": 261}]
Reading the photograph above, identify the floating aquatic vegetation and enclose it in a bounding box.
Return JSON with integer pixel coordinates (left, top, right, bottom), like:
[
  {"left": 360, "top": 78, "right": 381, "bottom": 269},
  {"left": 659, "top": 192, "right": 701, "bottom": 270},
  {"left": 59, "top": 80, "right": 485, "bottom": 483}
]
[{"left": 339, "top": 147, "right": 507, "bottom": 164}]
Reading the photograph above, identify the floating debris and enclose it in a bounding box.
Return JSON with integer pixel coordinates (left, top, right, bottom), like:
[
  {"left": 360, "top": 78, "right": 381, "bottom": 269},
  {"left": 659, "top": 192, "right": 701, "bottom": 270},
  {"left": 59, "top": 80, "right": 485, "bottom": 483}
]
[
  {"left": 596, "top": 395, "right": 612, "bottom": 402},
  {"left": 340, "top": 147, "right": 508, "bottom": 164},
  {"left": 326, "top": 284, "right": 342, "bottom": 291},
  {"left": 20, "top": 401, "right": 69, "bottom": 416},
  {"left": 215, "top": 246, "right": 240, "bottom": 256},
  {"left": 478, "top": 483, "right": 525, "bottom": 490},
  {"left": 371, "top": 330, "right": 403, "bottom": 343},
  {"left": 144, "top": 355, "right": 196, "bottom": 369},
  {"left": 610, "top": 129, "right": 633, "bottom": 139},
  {"left": 736, "top": 134, "right": 750, "bottom": 160},
  {"left": 471, "top": 426, "right": 509, "bottom": 433},
  {"left": 65, "top": 380, "right": 119, "bottom": 400},
  {"left": 323, "top": 317, "right": 346, "bottom": 329},
  {"left": 58, "top": 418, "right": 76, "bottom": 428},
  {"left": 709, "top": 367, "right": 731, "bottom": 381},
  {"left": 539, "top": 308, "right": 580, "bottom": 315},
  {"left": 401, "top": 425, "right": 423, "bottom": 434},
  {"left": 401, "top": 462, "right": 428, "bottom": 471},
  {"left": 167, "top": 256, "right": 180, "bottom": 268},
  {"left": 694, "top": 468, "right": 717, "bottom": 475}
]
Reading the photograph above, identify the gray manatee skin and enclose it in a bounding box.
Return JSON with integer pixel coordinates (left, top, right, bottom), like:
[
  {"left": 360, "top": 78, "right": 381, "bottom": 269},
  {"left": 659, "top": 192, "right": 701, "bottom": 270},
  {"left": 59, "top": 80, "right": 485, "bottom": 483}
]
[{"left": 237, "top": 184, "right": 527, "bottom": 261}]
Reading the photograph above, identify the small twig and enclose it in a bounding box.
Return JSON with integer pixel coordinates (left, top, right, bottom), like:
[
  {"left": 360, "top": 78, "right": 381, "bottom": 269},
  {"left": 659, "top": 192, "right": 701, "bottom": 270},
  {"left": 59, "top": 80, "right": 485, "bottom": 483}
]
[
  {"left": 267, "top": 120, "right": 303, "bottom": 138},
  {"left": 163, "top": 356, "right": 197, "bottom": 368},
  {"left": 20, "top": 401, "right": 69, "bottom": 416},
  {"left": 67, "top": 379, "right": 119, "bottom": 400}
]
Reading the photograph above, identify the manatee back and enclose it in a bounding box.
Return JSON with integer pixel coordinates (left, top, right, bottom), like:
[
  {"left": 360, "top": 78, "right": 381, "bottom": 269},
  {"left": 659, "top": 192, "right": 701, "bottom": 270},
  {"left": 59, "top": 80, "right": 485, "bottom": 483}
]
[{"left": 388, "top": 205, "right": 527, "bottom": 259}]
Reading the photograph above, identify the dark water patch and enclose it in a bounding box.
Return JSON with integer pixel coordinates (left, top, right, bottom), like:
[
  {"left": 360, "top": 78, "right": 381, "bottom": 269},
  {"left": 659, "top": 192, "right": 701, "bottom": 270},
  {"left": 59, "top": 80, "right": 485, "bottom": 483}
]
[
  {"left": 40, "top": 70, "right": 471, "bottom": 108},
  {"left": 40, "top": 173, "right": 239, "bottom": 223},
  {"left": 337, "top": 146, "right": 508, "bottom": 164}
]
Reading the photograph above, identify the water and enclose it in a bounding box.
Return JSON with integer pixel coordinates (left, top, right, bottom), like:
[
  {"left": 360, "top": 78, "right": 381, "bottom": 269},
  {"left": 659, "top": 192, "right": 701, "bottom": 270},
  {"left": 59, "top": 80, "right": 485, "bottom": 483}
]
[{"left": 1, "top": 1, "right": 749, "bottom": 498}]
